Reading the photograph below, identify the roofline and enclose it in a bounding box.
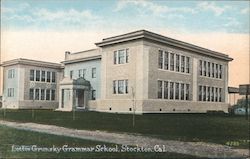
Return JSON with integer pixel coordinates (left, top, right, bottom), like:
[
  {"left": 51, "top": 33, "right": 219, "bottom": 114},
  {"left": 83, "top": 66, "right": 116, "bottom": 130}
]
[
  {"left": 69, "top": 48, "right": 99, "bottom": 55},
  {"left": 61, "top": 55, "right": 102, "bottom": 64},
  {"left": 2, "top": 58, "right": 62, "bottom": 69},
  {"left": 95, "top": 30, "right": 233, "bottom": 61}
]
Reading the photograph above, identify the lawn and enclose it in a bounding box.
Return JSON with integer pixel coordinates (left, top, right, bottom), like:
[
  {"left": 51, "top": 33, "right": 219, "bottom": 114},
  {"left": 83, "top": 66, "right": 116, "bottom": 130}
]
[
  {"left": 0, "top": 109, "right": 249, "bottom": 148},
  {"left": 0, "top": 125, "right": 203, "bottom": 159}
]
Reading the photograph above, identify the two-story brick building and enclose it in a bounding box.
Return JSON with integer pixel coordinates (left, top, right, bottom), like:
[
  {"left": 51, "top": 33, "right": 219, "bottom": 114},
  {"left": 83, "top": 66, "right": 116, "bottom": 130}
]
[{"left": 1, "top": 30, "right": 233, "bottom": 113}]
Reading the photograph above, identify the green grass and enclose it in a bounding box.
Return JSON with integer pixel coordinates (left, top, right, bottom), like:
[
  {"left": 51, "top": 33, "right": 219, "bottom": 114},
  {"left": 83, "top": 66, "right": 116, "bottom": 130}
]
[
  {"left": 0, "top": 125, "right": 203, "bottom": 159},
  {"left": 0, "top": 109, "right": 249, "bottom": 148}
]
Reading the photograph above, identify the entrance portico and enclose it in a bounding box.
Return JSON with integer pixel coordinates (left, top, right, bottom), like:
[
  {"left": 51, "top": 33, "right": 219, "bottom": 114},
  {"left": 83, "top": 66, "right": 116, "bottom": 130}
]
[{"left": 57, "top": 77, "right": 90, "bottom": 111}]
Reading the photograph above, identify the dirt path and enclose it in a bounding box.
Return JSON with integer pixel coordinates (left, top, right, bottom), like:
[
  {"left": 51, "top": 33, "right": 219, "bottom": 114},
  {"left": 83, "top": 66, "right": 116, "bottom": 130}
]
[{"left": 0, "top": 120, "right": 248, "bottom": 158}]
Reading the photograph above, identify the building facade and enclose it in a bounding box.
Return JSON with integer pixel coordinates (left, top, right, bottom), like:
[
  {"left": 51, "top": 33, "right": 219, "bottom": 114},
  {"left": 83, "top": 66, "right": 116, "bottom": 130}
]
[
  {"left": 1, "top": 30, "right": 233, "bottom": 113},
  {"left": 1, "top": 59, "right": 62, "bottom": 109}
]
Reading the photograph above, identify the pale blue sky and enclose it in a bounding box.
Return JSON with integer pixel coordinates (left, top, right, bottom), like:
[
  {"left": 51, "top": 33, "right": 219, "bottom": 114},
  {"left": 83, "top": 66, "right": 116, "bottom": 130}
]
[{"left": 1, "top": 0, "right": 249, "bottom": 33}]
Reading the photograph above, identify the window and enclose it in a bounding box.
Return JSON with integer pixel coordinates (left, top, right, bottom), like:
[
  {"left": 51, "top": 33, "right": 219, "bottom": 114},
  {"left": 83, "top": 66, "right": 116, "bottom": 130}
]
[
  {"left": 215, "top": 64, "right": 218, "bottom": 78},
  {"left": 203, "top": 86, "right": 206, "bottom": 101},
  {"left": 158, "top": 81, "right": 163, "bottom": 98},
  {"left": 199, "top": 86, "right": 202, "bottom": 101},
  {"left": 35, "top": 89, "right": 39, "bottom": 100},
  {"left": 203, "top": 61, "right": 206, "bottom": 76},
  {"left": 52, "top": 72, "right": 56, "bottom": 83},
  {"left": 125, "top": 80, "right": 128, "bottom": 94},
  {"left": 118, "top": 50, "right": 125, "bottom": 64},
  {"left": 30, "top": 70, "right": 35, "bottom": 81},
  {"left": 215, "top": 88, "right": 218, "bottom": 102},
  {"left": 41, "top": 89, "right": 45, "bottom": 100},
  {"left": 7, "top": 88, "right": 14, "bottom": 97},
  {"left": 113, "top": 80, "right": 128, "bottom": 94},
  {"left": 164, "top": 81, "right": 168, "bottom": 99},
  {"left": 207, "top": 87, "right": 210, "bottom": 101},
  {"left": 186, "top": 84, "right": 190, "bottom": 100},
  {"left": 36, "top": 70, "right": 40, "bottom": 81},
  {"left": 29, "top": 89, "right": 34, "bottom": 100},
  {"left": 113, "top": 81, "right": 117, "bottom": 94},
  {"left": 92, "top": 68, "right": 96, "bottom": 78},
  {"left": 118, "top": 80, "right": 124, "bottom": 94},
  {"left": 186, "top": 57, "right": 190, "bottom": 73},
  {"left": 211, "top": 87, "right": 214, "bottom": 102},
  {"left": 114, "top": 49, "right": 129, "bottom": 65},
  {"left": 126, "top": 49, "right": 129, "bottom": 63},
  {"left": 164, "top": 51, "right": 169, "bottom": 70},
  {"left": 176, "top": 54, "right": 180, "bottom": 72},
  {"left": 175, "top": 83, "right": 179, "bottom": 100},
  {"left": 208, "top": 62, "right": 210, "bottom": 77},
  {"left": 51, "top": 90, "right": 55, "bottom": 100},
  {"left": 212, "top": 63, "right": 215, "bottom": 78},
  {"left": 181, "top": 83, "right": 185, "bottom": 100},
  {"left": 170, "top": 82, "right": 174, "bottom": 99},
  {"left": 70, "top": 70, "right": 73, "bottom": 80},
  {"left": 219, "top": 88, "right": 222, "bottom": 102},
  {"left": 219, "top": 65, "right": 222, "bottom": 79},
  {"left": 8, "top": 69, "right": 15, "bottom": 78},
  {"left": 114, "top": 51, "right": 117, "bottom": 64},
  {"left": 47, "top": 71, "right": 51, "bottom": 82},
  {"left": 92, "top": 90, "right": 96, "bottom": 100},
  {"left": 78, "top": 69, "right": 83, "bottom": 78},
  {"left": 181, "top": 56, "right": 185, "bottom": 72},
  {"left": 46, "top": 89, "right": 50, "bottom": 100},
  {"left": 41, "top": 71, "right": 46, "bottom": 82},
  {"left": 199, "top": 60, "right": 202, "bottom": 75},
  {"left": 170, "top": 53, "right": 174, "bottom": 71},
  {"left": 158, "top": 50, "right": 163, "bottom": 69}
]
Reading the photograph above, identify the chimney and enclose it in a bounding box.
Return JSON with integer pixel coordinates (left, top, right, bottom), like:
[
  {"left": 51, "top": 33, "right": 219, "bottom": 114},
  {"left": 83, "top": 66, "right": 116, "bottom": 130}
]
[{"left": 65, "top": 51, "right": 71, "bottom": 60}]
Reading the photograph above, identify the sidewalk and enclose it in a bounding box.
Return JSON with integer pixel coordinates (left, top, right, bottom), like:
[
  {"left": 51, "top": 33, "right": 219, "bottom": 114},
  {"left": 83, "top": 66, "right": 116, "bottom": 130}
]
[{"left": 0, "top": 120, "right": 248, "bottom": 158}]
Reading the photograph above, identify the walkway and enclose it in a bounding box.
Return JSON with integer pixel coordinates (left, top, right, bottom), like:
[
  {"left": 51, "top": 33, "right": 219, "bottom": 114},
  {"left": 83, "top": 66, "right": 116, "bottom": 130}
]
[{"left": 0, "top": 120, "right": 248, "bottom": 158}]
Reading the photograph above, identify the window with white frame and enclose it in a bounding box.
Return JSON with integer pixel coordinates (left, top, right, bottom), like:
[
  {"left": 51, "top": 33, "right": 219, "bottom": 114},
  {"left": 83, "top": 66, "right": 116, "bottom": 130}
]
[
  {"left": 52, "top": 72, "right": 56, "bottom": 83},
  {"left": 51, "top": 89, "right": 55, "bottom": 100},
  {"left": 158, "top": 80, "right": 190, "bottom": 101},
  {"left": 92, "top": 68, "right": 96, "bottom": 78},
  {"left": 113, "top": 80, "right": 128, "bottom": 94},
  {"left": 30, "top": 70, "right": 35, "bottom": 81},
  {"left": 199, "top": 60, "right": 202, "bottom": 75},
  {"left": 158, "top": 80, "right": 163, "bottom": 98},
  {"left": 175, "top": 83, "right": 179, "bottom": 100},
  {"left": 199, "top": 60, "right": 222, "bottom": 79},
  {"left": 47, "top": 71, "right": 51, "bottom": 82},
  {"left": 78, "top": 69, "right": 86, "bottom": 78},
  {"left": 8, "top": 69, "right": 15, "bottom": 79},
  {"left": 164, "top": 51, "right": 169, "bottom": 70},
  {"left": 29, "top": 89, "right": 34, "bottom": 100},
  {"left": 170, "top": 53, "right": 174, "bottom": 71},
  {"left": 114, "top": 49, "right": 129, "bottom": 65},
  {"left": 181, "top": 55, "right": 185, "bottom": 72},
  {"left": 186, "top": 57, "right": 190, "bottom": 73},
  {"left": 41, "top": 71, "right": 46, "bottom": 82},
  {"left": 35, "top": 89, "right": 40, "bottom": 100},
  {"left": 36, "top": 70, "right": 40, "bottom": 81},
  {"left": 7, "top": 88, "right": 14, "bottom": 97},
  {"left": 46, "top": 89, "right": 50, "bottom": 100},
  {"left": 41, "top": 89, "right": 45, "bottom": 100},
  {"left": 198, "top": 85, "right": 222, "bottom": 102},
  {"left": 164, "top": 81, "right": 168, "bottom": 99},
  {"left": 176, "top": 54, "right": 180, "bottom": 72},
  {"left": 158, "top": 50, "right": 163, "bottom": 69},
  {"left": 92, "top": 90, "right": 96, "bottom": 100}
]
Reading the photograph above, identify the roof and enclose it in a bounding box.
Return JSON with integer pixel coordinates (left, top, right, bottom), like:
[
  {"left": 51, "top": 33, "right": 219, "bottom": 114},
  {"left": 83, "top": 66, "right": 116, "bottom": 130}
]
[
  {"left": 95, "top": 30, "right": 233, "bottom": 61},
  {"left": 1, "top": 58, "right": 62, "bottom": 69}
]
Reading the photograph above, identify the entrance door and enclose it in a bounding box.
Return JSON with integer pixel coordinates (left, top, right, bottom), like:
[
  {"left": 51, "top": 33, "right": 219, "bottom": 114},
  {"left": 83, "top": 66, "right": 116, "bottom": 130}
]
[{"left": 76, "top": 89, "right": 85, "bottom": 108}]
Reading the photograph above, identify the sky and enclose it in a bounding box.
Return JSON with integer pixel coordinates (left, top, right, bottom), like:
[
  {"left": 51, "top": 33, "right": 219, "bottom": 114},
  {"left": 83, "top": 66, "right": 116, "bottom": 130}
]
[{"left": 0, "top": 0, "right": 249, "bottom": 97}]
